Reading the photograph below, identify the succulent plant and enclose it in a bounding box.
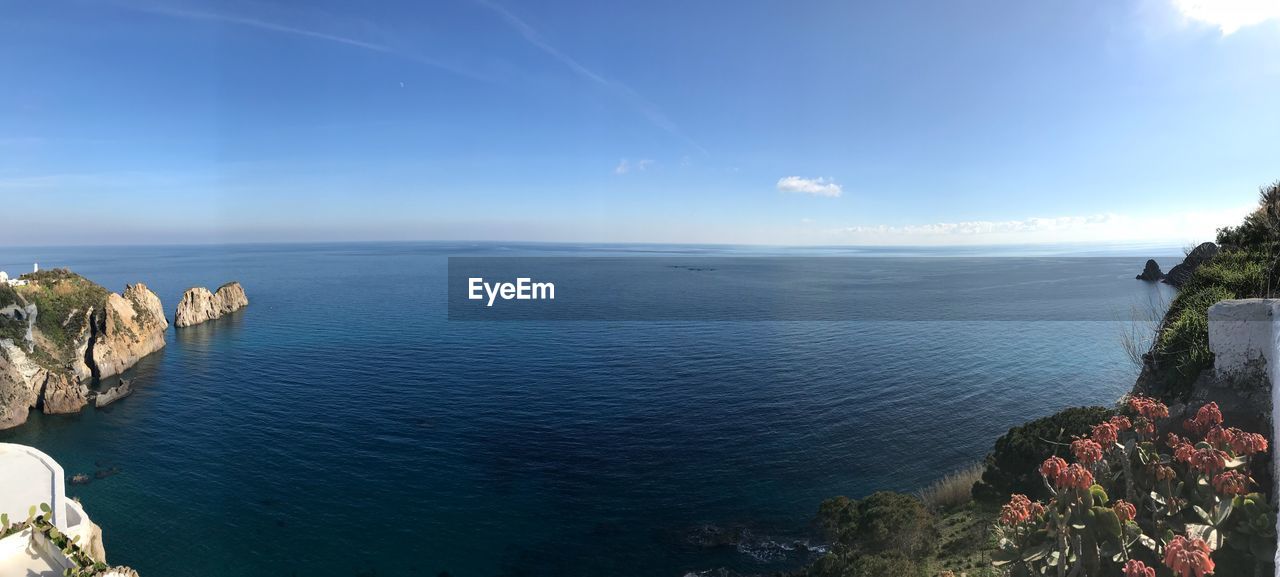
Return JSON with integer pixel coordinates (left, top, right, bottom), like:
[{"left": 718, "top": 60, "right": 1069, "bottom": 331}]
[{"left": 993, "top": 399, "right": 1275, "bottom": 577}]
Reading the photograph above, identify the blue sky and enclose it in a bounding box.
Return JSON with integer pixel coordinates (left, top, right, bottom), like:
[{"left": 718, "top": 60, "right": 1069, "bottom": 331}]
[{"left": 2, "top": 0, "right": 1278, "bottom": 246}]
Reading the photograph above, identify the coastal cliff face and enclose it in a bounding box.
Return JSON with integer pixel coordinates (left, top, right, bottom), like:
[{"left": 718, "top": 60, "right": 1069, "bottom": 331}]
[
  {"left": 0, "top": 270, "right": 166, "bottom": 429},
  {"left": 174, "top": 282, "right": 248, "bottom": 327},
  {"left": 1162, "top": 241, "right": 1219, "bottom": 287},
  {"left": 91, "top": 283, "right": 168, "bottom": 379}
]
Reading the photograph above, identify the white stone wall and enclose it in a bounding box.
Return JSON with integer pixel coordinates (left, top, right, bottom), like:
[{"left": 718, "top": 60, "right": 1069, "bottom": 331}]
[
  {"left": 1206, "top": 299, "right": 1280, "bottom": 571},
  {"left": 1208, "top": 299, "right": 1280, "bottom": 384}
]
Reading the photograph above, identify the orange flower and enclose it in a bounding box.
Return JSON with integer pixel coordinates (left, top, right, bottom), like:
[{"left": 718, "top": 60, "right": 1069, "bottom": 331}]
[
  {"left": 1056, "top": 463, "right": 1094, "bottom": 491},
  {"left": 1172, "top": 437, "right": 1196, "bottom": 464},
  {"left": 1205, "top": 426, "right": 1234, "bottom": 449},
  {"left": 1228, "top": 430, "right": 1268, "bottom": 456},
  {"left": 1110, "top": 415, "right": 1132, "bottom": 431},
  {"left": 1113, "top": 499, "right": 1136, "bottom": 524},
  {"left": 1092, "top": 421, "right": 1119, "bottom": 446},
  {"left": 1212, "top": 471, "right": 1250, "bottom": 496},
  {"left": 1190, "top": 447, "right": 1228, "bottom": 474},
  {"left": 1071, "top": 438, "right": 1104, "bottom": 465},
  {"left": 1039, "top": 456, "right": 1068, "bottom": 483},
  {"left": 1124, "top": 559, "right": 1156, "bottom": 577},
  {"left": 1134, "top": 416, "right": 1156, "bottom": 438},
  {"left": 1184, "top": 402, "right": 1223, "bottom": 436},
  {"left": 1163, "top": 535, "right": 1215, "bottom": 577},
  {"left": 1000, "top": 494, "right": 1044, "bottom": 526},
  {"left": 1128, "top": 396, "right": 1169, "bottom": 420}
]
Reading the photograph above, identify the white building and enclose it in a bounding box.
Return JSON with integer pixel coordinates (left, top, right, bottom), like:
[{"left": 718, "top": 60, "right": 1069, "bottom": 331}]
[
  {"left": 0, "top": 443, "right": 106, "bottom": 576},
  {"left": 0, "top": 271, "right": 28, "bottom": 287}
]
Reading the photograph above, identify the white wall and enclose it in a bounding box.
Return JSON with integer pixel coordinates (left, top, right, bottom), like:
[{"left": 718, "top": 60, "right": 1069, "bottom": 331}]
[{"left": 1206, "top": 299, "right": 1280, "bottom": 573}]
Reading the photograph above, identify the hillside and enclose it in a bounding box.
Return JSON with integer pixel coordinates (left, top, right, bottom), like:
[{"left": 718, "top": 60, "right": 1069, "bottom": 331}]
[{"left": 0, "top": 269, "right": 167, "bottom": 429}]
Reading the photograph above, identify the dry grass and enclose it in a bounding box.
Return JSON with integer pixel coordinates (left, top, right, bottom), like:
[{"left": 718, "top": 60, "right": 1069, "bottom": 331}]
[
  {"left": 917, "top": 462, "right": 985, "bottom": 512},
  {"left": 1119, "top": 291, "right": 1169, "bottom": 371}
]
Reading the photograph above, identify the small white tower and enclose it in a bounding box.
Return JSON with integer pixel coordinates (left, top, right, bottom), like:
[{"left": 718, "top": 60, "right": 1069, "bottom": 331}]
[{"left": 32, "top": 263, "right": 37, "bottom": 273}]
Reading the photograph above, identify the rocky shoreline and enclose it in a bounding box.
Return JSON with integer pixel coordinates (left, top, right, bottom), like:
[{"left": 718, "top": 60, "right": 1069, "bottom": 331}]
[
  {"left": 0, "top": 271, "right": 167, "bottom": 429},
  {"left": 1134, "top": 241, "right": 1219, "bottom": 287},
  {"left": 0, "top": 269, "right": 247, "bottom": 430}
]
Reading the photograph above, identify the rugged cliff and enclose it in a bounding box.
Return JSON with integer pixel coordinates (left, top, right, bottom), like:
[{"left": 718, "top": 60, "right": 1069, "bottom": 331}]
[
  {"left": 1162, "top": 241, "right": 1219, "bottom": 287},
  {"left": 174, "top": 282, "right": 248, "bottom": 327},
  {"left": 1133, "top": 183, "right": 1278, "bottom": 399},
  {"left": 0, "top": 269, "right": 166, "bottom": 429}
]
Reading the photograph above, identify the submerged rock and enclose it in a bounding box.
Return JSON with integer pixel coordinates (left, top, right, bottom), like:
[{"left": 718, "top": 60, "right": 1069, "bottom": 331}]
[
  {"left": 70, "top": 473, "right": 92, "bottom": 485},
  {"left": 174, "top": 282, "right": 248, "bottom": 328},
  {"left": 95, "top": 379, "right": 133, "bottom": 408},
  {"left": 1135, "top": 259, "right": 1164, "bottom": 281},
  {"left": 1163, "top": 242, "right": 1219, "bottom": 288}
]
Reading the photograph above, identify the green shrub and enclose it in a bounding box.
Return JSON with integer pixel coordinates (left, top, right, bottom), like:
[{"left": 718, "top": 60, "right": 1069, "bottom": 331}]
[
  {"left": 1217, "top": 181, "right": 1280, "bottom": 253},
  {"left": 14, "top": 270, "right": 109, "bottom": 362},
  {"left": 1146, "top": 249, "right": 1274, "bottom": 395},
  {"left": 1140, "top": 182, "right": 1280, "bottom": 397},
  {"left": 971, "top": 406, "right": 1114, "bottom": 503},
  {"left": 806, "top": 551, "right": 928, "bottom": 577},
  {"left": 815, "top": 491, "right": 938, "bottom": 558}
]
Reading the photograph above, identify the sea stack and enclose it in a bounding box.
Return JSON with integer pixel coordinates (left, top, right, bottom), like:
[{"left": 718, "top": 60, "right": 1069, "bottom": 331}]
[
  {"left": 1135, "top": 259, "right": 1164, "bottom": 281},
  {"left": 174, "top": 282, "right": 249, "bottom": 328}
]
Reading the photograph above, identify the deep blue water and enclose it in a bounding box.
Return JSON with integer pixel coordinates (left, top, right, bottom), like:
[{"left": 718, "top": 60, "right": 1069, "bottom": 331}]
[{"left": 0, "top": 243, "right": 1177, "bottom": 577}]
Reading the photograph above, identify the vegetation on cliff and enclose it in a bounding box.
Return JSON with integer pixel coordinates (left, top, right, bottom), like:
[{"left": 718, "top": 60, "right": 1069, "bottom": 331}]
[
  {"left": 0, "top": 269, "right": 167, "bottom": 429},
  {"left": 973, "top": 407, "right": 1116, "bottom": 503},
  {"left": 14, "top": 269, "right": 111, "bottom": 364},
  {"left": 993, "top": 398, "right": 1274, "bottom": 577},
  {"left": 1143, "top": 181, "right": 1280, "bottom": 396},
  {"left": 798, "top": 181, "right": 1280, "bottom": 577}
]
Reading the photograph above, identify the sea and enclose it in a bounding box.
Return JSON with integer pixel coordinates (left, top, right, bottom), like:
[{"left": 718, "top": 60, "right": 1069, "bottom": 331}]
[{"left": 0, "top": 242, "right": 1179, "bottom": 577}]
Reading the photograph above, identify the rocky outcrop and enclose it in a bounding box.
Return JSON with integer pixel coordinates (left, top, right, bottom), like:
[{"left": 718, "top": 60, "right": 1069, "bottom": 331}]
[
  {"left": 90, "top": 284, "right": 168, "bottom": 379},
  {"left": 0, "top": 270, "right": 166, "bottom": 430},
  {"left": 1162, "top": 242, "right": 1219, "bottom": 288},
  {"left": 83, "top": 519, "right": 108, "bottom": 564},
  {"left": 174, "top": 282, "right": 248, "bottom": 327},
  {"left": 38, "top": 368, "right": 89, "bottom": 414},
  {"left": 1135, "top": 259, "right": 1164, "bottom": 281},
  {"left": 95, "top": 379, "right": 132, "bottom": 408},
  {"left": 0, "top": 344, "right": 40, "bottom": 429}
]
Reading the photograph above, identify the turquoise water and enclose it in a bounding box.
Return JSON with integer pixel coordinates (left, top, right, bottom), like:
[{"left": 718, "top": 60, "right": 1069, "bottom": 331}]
[{"left": 0, "top": 243, "right": 1176, "bottom": 576}]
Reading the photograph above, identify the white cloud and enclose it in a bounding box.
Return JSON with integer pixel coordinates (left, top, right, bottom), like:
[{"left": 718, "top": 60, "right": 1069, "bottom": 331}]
[
  {"left": 777, "top": 176, "right": 842, "bottom": 197},
  {"left": 1170, "top": 0, "right": 1280, "bottom": 34},
  {"left": 827, "top": 205, "right": 1256, "bottom": 245},
  {"left": 614, "top": 158, "right": 654, "bottom": 175}
]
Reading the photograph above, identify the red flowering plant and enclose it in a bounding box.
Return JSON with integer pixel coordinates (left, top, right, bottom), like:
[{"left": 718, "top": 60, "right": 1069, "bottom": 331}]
[{"left": 992, "top": 398, "right": 1276, "bottom": 577}]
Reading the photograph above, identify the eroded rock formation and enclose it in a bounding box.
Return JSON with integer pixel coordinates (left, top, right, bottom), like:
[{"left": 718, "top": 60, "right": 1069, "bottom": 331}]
[
  {"left": 91, "top": 283, "right": 168, "bottom": 379},
  {"left": 1135, "top": 259, "right": 1164, "bottom": 281},
  {"left": 1162, "top": 242, "right": 1219, "bottom": 288},
  {"left": 0, "top": 269, "right": 166, "bottom": 429},
  {"left": 174, "top": 282, "right": 248, "bottom": 327}
]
